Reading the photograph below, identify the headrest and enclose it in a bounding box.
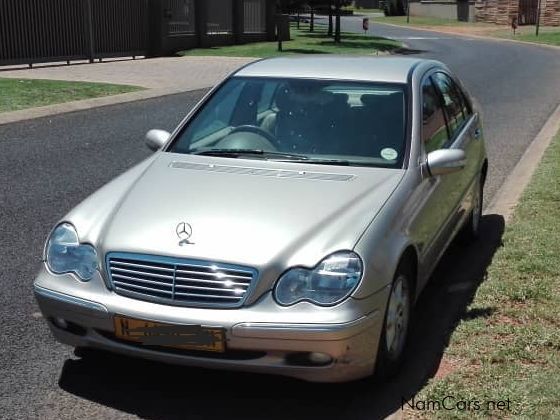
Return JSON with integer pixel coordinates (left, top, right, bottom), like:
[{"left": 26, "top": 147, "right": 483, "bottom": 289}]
[{"left": 360, "top": 94, "right": 382, "bottom": 108}]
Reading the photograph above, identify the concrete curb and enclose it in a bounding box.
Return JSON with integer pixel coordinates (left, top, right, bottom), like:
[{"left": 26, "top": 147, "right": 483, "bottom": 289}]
[
  {"left": 0, "top": 86, "right": 207, "bottom": 126},
  {"left": 0, "top": 55, "right": 256, "bottom": 125},
  {"left": 487, "top": 102, "right": 560, "bottom": 221},
  {"left": 375, "top": 19, "right": 560, "bottom": 222},
  {"left": 383, "top": 104, "right": 560, "bottom": 420},
  {"left": 375, "top": 21, "right": 560, "bottom": 51}
]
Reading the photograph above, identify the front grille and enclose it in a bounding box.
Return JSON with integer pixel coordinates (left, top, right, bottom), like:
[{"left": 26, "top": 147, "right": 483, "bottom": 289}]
[{"left": 106, "top": 253, "right": 257, "bottom": 308}]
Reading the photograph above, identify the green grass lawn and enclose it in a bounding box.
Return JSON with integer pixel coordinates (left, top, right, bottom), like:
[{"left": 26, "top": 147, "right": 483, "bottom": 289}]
[
  {"left": 342, "top": 6, "right": 384, "bottom": 14},
  {"left": 408, "top": 133, "right": 560, "bottom": 418},
  {"left": 372, "top": 15, "right": 514, "bottom": 32},
  {"left": 180, "top": 27, "right": 401, "bottom": 58},
  {"left": 515, "top": 30, "right": 560, "bottom": 46},
  {"left": 0, "top": 78, "right": 143, "bottom": 113},
  {"left": 373, "top": 15, "right": 560, "bottom": 47},
  {"left": 372, "top": 15, "right": 480, "bottom": 27}
]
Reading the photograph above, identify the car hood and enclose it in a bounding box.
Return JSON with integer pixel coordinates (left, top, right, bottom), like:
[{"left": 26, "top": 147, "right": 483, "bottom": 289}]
[{"left": 68, "top": 153, "right": 404, "bottom": 296}]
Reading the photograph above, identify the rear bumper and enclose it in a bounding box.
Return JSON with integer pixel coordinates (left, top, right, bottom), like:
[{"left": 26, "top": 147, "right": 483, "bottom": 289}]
[{"left": 34, "top": 277, "right": 386, "bottom": 382}]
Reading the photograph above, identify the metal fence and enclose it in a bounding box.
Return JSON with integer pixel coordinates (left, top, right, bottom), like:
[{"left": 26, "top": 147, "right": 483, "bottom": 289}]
[
  {"left": 167, "top": 0, "right": 196, "bottom": 35},
  {"left": 91, "top": 0, "right": 150, "bottom": 57},
  {"left": 518, "top": 0, "right": 539, "bottom": 24},
  {"left": 1, "top": 0, "right": 88, "bottom": 65},
  {"left": 0, "top": 0, "right": 275, "bottom": 67},
  {"left": 244, "top": 0, "right": 267, "bottom": 34},
  {"left": 206, "top": 0, "right": 233, "bottom": 34}
]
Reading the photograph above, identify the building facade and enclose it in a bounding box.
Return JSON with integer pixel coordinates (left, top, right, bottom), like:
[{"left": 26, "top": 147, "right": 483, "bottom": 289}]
[
  {"left": 409, "top": 0, "right": 560, "bottom": 26},
  {"left": 475, "top": 0, "right": 560, "bottom": 26}
]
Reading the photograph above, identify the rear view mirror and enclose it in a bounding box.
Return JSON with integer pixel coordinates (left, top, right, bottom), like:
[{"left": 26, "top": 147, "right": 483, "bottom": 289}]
[
  {"left": 145, "top": 129, "right": 171, "bottom": 151},
  {"left": 426, "top": 149, "right": 466, "bottom": 176}
]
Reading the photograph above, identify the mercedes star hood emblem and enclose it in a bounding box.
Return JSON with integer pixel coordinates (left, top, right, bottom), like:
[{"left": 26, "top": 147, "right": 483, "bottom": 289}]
[{"left": 176, "top": 222, "right": 194, "bottom": 245}]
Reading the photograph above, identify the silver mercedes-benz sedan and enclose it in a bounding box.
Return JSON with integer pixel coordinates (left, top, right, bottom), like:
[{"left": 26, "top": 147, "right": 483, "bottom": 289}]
[{"left": 34, "top": 56, "right": 487, "bottom": 382}]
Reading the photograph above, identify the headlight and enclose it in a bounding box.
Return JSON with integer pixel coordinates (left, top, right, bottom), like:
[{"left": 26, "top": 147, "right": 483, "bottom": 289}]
[
  {"left": 45, "top": 223, "right": 98, "bottom": 281},
  {"left": 274, "top": 251, "right": 363, "bottom": 306}
]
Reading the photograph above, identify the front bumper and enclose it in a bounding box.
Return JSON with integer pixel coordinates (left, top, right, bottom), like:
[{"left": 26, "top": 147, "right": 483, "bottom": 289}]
[{"left": 34, "top": 268, "right": 387, "bottom": 383}]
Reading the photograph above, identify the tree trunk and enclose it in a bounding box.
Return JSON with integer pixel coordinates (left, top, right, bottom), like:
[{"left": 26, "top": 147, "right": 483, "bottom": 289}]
[
  {"left": 328, "top": 0, "right": 333, "bottom": 36},
  {"left": 334, "top": 0, "right": 341, "bottom": 43},
  {"left": 310, "top": 8, "right": 314, "bottom": 32}
]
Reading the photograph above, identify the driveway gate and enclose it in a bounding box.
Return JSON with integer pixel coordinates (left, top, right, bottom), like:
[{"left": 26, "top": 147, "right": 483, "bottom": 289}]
[
  {"left": 0, "top": 0, "right": 275, "bottom": 66},
  {"left": 518, "top": 0, "right": 539, "bottom": 24},
  {"left": 0, "top": 0, "right": 149, "bottom": 66}
]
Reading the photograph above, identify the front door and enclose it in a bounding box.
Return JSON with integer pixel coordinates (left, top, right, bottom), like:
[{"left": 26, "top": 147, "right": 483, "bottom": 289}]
[{"left": 413, "top": 72, "right": 477, "bottom": 279}]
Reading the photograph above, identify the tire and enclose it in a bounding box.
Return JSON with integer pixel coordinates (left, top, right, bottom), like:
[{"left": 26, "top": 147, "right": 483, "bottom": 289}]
[
  {"left": 373, "top": 262, "right": 413, "bottom": 381},
  {"left": 74, "top": 347, "right": 105, "bottom": 360},
  {"left": 459, "top": 175, "right": 484, "bottom": 244}
]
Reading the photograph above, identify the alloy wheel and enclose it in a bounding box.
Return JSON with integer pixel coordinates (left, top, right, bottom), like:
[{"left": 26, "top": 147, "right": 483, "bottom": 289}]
[{"left": 385, "top": 274, "right": 410, "bottom": 359}]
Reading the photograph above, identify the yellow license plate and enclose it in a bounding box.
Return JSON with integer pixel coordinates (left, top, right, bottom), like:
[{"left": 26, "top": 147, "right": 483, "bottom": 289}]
[{"left": 113, "top": 315, "right": 225, "bottom": 353}]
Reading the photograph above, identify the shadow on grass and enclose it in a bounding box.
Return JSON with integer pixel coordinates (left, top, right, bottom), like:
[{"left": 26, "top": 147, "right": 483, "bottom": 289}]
[
  {"left": 58, "top": 214, "right": 505, "bottom": 420},
  {"left": 318, "top": 40, "right": 399, "bottom": 52},
  {"left": 391, "top": 46, "right": 427, "bottom": 55},
  {"left": 281, "top": 48, "right": 329, "bottom": 54},
  {"left": 299, "top": 32, "right": 387, "bottom": 41}
]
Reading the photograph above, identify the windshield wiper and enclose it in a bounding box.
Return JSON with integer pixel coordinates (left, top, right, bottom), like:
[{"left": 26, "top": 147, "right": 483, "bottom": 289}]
[
  {"left": 294, "top": 159, "right": 351, "bottom": 166},
  {"left": 191, "top": 149, "right": 352, "bottom": 165},
  {"left": 191, "top": 149, "right": 309, "bottom": 161}
]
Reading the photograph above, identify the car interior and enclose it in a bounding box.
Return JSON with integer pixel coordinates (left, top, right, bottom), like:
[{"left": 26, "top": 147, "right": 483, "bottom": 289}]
[{"left": 173, "top": 78, "right": 407, "bottom": 167}]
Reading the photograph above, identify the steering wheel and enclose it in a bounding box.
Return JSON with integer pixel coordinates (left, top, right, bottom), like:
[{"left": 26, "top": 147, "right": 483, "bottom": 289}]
[
  {"left": 229, "top": 125, "right": 277, "bottom": 144},
  {"left": 215, "top": 124, "right": 278, "bottom": 151}
]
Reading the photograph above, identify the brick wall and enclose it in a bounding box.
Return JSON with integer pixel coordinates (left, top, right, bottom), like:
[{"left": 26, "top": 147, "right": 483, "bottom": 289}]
[
  {"left": 541, "top": 0, "right": 560, "bottom": 25},
  {"left": 475, "top": 0, "right": 560, "bottom": 25},
  {"left": 475, "top": 0, "right": 518, "bottom": 25}
]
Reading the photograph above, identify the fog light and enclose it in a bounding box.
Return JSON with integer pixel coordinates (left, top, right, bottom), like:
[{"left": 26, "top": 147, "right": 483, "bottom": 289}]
[
  {"left": 285, "top": 352, "right": 333, "bottom": 367},
  {"left": 53, "top": 317, "right": 68, "bottom": 330},
  {"left": 308, "top": 352, "right": 333, "bottom": 365}
]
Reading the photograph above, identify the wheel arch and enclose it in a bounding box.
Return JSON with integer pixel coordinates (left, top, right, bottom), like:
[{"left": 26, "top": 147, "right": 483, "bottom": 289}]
[
  {"left": 481, "top": 159, "right": 488, "bottom": 184},
  {"left": 398, "top": 245, "right": 419, "bottom": 302}
]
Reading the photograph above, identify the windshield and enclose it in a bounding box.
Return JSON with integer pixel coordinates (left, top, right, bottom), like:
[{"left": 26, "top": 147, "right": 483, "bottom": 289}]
[{"left": 169, "top": 77, "right": 408, "bottom": 168}]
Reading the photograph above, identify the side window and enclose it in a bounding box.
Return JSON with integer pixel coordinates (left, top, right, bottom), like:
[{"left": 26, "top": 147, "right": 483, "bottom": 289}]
[
  {"left": 456, "top": 83, "right": 473, "bottom": 118},
  {"left": 432, "top": 72, "right": 466, "bottom": 138},
  {"left": 422, "top": 77, "right": 449, "bottom": 153}
]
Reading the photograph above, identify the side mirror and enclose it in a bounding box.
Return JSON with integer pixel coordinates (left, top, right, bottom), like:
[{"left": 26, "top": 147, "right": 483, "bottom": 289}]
[
  {"left": 426, "top": 149, "right": 466, "bottom": 176},
  {"left": 145, "top": 129, "right": 171, "bottom": 151}
]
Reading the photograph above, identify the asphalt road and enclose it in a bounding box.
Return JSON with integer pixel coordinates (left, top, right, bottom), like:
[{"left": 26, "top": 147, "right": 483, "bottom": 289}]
[
  {"left": 1, "top": 21, "right": 559, "bottom": 420},
  {"left": 342, "top": 16, "right": 560, "bottom": 200}
]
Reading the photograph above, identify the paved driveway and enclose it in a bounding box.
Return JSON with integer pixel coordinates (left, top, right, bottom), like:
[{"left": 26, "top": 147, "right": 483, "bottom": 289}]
[
  {"left": 0, "top": 56, "right": 255, "bottom": 90},
  {"left": 1, "top": 20, "right": 559, "bottom": 420}
]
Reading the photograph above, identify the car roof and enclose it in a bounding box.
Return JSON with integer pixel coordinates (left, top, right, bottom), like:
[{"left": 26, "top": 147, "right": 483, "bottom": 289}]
[{"left": 234, "top": 56, "right": 441, "bottom": 84}]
